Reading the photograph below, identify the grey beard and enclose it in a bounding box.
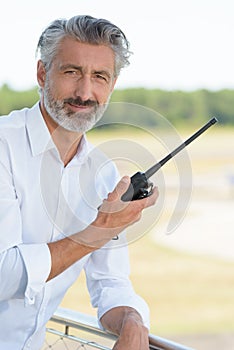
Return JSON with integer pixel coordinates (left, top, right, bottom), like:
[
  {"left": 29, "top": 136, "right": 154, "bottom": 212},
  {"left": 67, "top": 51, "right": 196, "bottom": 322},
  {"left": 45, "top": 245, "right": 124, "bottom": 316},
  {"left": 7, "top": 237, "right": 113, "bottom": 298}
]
[{"left": 43, "top": 82, "right": 109, "bottom": 133}]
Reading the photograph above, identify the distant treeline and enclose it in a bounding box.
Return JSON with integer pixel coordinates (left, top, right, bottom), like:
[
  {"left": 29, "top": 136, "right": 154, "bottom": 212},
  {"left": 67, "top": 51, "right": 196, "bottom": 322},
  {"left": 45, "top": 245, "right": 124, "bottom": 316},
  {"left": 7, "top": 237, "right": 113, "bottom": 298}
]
[{"left": 0, "top": 83, "right": 233, "bottom": 126}]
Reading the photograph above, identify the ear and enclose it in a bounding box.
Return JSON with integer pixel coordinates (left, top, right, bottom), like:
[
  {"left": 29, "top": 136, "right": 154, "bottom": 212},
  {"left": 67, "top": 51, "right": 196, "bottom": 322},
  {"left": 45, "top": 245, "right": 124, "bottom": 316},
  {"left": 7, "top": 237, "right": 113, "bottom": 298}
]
[{"left": 37, "top": 60, "right": 46, "bottom": 88}]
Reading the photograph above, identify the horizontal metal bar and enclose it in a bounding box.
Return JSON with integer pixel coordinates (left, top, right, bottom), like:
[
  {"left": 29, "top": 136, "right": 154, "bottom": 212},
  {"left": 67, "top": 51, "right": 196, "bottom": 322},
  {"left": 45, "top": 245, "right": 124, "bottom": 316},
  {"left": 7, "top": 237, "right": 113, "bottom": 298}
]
[
  {"left": 46, "top": 327, "right": 111, "bottom": 350},
  {"left": 50, "top": 308, "right": 117, "bottom": 341},
  {"left": 148, "top": 335, "right": 194, "bottom": 350},
  {"left": 47, "top": 307, "right": 195, "bottom": 350}
]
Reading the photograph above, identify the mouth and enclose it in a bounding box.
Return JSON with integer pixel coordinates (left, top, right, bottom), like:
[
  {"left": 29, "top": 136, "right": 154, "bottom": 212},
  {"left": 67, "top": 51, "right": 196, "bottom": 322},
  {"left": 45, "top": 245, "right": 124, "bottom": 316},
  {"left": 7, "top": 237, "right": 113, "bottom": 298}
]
[
  {"left": 66, "top": 102, "right": 93, "bottom": 112},
  {"left": 64, "top": 98, "right": 97, "bottom": 113}
]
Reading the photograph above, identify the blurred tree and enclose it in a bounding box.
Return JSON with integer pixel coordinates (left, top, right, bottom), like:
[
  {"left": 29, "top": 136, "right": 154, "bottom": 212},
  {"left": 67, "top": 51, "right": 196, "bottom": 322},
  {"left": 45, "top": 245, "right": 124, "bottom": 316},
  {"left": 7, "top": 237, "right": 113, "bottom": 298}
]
[
  {"left": 0, "top": 84, "right": 233, "bottom": 126},
  {"left": 0, "top": 84, "right": 38, "bottom": 116}
]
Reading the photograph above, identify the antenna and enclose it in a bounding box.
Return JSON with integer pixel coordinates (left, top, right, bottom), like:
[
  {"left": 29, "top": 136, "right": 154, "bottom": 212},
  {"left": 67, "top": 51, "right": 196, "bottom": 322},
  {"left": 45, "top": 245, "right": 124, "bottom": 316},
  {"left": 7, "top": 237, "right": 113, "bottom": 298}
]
[{"left": 145, "top": 117, "right": 218, "bottom": 180}]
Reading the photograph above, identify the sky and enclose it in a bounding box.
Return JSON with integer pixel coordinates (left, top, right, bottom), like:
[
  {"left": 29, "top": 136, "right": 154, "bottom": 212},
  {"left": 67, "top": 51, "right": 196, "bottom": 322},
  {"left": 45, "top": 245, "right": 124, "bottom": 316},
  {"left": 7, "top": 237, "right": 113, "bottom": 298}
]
[{"left": 0, "top": 0, "right": 233, "bottom": 91}]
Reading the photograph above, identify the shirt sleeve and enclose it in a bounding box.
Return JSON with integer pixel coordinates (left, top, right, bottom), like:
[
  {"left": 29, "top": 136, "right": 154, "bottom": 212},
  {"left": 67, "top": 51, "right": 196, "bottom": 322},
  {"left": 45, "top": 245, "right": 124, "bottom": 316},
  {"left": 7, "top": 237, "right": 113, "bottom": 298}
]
[
  {"left": 0, "top": 244, "right": 51, "bottom": 305},
  {"left": 0, "top": 138, "right": 51, "bottom": 305},
  {"left": 84, "top": 239, "right": 150, "bottom": 330}
]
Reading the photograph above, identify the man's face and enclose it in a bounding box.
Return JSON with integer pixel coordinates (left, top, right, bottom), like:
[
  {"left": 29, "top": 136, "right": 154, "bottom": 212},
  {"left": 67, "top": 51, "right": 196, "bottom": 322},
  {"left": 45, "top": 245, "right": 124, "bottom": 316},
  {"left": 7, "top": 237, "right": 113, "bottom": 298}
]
[{"left": 37, "top": 38, "right": 117, "bottom": 132}]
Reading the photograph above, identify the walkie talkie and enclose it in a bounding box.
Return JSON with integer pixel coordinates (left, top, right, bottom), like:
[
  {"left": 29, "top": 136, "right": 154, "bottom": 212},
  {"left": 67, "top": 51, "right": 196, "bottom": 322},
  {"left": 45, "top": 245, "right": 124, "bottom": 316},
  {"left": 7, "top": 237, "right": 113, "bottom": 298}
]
[{"left": 121, "top": 117, "right": 218, "bottom": 202}]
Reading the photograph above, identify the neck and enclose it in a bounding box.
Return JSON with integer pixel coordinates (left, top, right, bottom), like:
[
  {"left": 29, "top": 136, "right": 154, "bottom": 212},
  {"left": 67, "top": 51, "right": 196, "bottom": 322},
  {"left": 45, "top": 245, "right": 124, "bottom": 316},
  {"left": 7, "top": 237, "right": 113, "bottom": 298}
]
[{"left": 39, "top": 101, "right": 83, "bottom": 166}]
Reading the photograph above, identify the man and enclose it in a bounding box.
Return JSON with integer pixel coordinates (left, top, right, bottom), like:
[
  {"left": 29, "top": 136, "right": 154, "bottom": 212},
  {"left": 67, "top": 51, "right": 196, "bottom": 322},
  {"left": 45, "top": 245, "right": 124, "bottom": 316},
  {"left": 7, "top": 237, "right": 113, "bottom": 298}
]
[{"left": 0, "top": 15, "right": 158, "bottom": 349}]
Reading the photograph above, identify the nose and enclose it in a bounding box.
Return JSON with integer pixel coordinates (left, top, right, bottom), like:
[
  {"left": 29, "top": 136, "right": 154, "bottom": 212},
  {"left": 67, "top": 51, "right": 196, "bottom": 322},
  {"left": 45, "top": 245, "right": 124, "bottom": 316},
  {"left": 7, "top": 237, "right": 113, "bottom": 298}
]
[{"left": 74, "top": 75, "right": 94, "bottom": 101}]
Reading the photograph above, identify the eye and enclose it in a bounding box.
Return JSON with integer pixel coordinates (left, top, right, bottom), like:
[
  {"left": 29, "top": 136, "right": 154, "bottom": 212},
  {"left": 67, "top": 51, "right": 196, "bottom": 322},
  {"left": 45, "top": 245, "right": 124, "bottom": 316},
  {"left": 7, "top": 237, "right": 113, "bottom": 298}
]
[
  {"left": 65, "top": 70, "right": 77, "bottom": 75},
  {"left": 95, "top": 73, "right": 110, "bottom": 83},
  {"left": 96, "top": 74, "right": 107, "bottom": 81}
]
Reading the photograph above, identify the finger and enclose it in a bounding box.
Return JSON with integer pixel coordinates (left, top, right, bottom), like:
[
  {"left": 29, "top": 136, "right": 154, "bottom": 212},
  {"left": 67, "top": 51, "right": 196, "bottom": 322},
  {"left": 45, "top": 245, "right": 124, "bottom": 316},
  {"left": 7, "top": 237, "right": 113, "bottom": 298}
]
[
  {"left": 108, "top": 176, "right": 130, "bottom": 201},
  {"left": 141, "top": 186, "right": 159, "bottom": 208}
]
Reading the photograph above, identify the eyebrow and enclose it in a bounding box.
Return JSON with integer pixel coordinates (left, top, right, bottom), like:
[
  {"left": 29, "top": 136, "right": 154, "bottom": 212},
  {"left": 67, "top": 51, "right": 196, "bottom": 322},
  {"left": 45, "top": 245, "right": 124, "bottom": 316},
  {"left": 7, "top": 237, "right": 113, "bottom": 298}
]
[{"left": 59, "top": 64, "right": 82, "bottom": 72}]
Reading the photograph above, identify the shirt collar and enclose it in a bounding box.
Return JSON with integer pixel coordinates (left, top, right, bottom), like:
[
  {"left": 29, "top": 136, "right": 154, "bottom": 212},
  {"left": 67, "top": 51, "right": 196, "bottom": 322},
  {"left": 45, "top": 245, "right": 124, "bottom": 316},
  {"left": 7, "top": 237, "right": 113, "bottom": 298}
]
[
  {"left": 26, "top": 102, "right": 55, "bottom": 156},
  {"left": 26, "top": 102, "right": 91, "bottom": 165},
  {"left": 67, "top": 133, "right": 91, "bottom": 167}
]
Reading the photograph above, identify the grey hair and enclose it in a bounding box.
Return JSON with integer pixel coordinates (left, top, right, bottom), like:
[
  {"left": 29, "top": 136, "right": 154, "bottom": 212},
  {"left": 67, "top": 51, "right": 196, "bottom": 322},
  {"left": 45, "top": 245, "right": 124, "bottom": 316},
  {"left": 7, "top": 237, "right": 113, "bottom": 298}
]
[{"left": 36, "top": 15, "right": 132, "bottom": 76}]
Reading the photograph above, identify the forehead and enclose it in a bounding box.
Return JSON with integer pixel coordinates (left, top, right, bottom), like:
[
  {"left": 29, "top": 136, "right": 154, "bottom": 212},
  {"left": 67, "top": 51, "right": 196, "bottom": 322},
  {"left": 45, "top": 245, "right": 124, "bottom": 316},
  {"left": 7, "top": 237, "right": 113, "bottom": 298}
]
[{"left": 54, "top": 37, "right": 115, "bottom": 73}]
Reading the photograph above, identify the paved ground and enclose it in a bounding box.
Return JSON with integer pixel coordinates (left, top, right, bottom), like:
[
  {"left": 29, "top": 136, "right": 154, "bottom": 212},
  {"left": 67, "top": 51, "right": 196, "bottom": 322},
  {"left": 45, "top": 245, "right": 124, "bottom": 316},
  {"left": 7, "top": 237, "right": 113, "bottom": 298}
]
[
  {"left": 169, "top": 332, "right": 234, "bottom": 350},
  {"left": 155, "top": 199, "right": 234, "bottom": 263},
  {"left": 153, "top": 170, "right": 234, "bottom": 263}
]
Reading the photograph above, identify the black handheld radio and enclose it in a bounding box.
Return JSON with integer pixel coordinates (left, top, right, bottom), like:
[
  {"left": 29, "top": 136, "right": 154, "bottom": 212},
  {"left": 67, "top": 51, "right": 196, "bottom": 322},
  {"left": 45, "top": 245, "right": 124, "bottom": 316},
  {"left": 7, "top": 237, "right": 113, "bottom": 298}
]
[{"left": 121, "top": 117, "right": 218, "bottom": 202}]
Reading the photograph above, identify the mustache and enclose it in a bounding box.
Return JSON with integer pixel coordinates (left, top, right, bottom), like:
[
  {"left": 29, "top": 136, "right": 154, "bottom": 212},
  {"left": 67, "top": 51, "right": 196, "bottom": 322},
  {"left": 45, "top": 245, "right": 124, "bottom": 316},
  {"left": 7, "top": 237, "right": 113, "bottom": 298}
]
[{"left": 64, "top": 97, "right": 98, "bottom": 107}]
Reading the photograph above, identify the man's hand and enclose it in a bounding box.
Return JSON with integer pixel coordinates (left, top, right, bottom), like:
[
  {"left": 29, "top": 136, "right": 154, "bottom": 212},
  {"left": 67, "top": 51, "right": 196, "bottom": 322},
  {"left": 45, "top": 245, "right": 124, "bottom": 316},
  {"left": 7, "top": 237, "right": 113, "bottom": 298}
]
[
  {"left": 93, "top": 176, "right": 159, "bottom": 237},
  {"left": 101, "top": 307, "right": 150, "bottom": 350}
]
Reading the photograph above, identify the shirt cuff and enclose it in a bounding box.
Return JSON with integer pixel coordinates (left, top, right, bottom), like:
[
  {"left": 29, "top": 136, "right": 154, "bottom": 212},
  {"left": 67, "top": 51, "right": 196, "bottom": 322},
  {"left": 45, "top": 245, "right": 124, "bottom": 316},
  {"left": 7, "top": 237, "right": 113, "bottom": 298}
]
[
  {"left": 18, "top": 243, "right": 51, "bottom": 305},
  {"left": 97, "top": 286, "right": 150, "bottom": 330}
]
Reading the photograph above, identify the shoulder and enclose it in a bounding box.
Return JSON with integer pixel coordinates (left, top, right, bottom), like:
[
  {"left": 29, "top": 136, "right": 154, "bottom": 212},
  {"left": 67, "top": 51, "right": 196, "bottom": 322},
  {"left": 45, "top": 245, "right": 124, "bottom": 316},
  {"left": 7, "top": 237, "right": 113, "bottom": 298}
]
[
  {"left": 0, "top": 103, "right": 39, "bottom": 140},
  {"left": 0, "top": 107, "right": 28, "bottom": 129}
]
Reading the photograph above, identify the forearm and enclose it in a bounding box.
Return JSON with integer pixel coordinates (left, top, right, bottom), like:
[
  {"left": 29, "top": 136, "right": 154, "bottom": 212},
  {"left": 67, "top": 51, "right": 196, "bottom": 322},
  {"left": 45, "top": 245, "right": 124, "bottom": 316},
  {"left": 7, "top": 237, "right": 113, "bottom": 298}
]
[
  {"left": 100, "top": 306, "right": 146, "bottom": 335},
  {"left": 47, "top": 224, "right": 119, "bottom": 281},
  {"left": 47, "top": 234, "right": 95, "bottom": 281},
  {"left": 101, "top": 307, "right": 149, "bottom": 350}
]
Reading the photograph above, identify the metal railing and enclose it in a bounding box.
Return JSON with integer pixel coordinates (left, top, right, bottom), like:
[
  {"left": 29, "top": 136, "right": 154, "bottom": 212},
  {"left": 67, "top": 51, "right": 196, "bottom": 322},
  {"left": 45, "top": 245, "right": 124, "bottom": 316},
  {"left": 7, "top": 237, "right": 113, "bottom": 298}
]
[{"left": 44, "top": 307, "right": 195, "bottom": 350}]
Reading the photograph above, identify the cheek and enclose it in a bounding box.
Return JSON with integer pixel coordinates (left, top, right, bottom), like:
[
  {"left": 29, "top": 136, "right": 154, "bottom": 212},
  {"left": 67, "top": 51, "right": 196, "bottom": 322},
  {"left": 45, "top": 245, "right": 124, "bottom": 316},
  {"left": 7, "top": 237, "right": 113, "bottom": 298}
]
[
  {"left": 48, "top": 78, "right": 73, "bottom": 101},
  {"left": 96, "top": 86, "right": 113, "bottom": 105},
  {"left": 46, "top": 69, "right": 75, "bottom": 98}
]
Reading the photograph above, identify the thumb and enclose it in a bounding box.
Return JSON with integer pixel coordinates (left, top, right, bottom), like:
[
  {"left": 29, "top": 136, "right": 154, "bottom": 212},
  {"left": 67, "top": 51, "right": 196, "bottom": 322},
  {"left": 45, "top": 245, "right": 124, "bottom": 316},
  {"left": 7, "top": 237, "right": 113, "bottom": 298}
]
[
  {"left": 117, "top": 176, "right": 131, "bottom": 195},
  {"left": 109, "top": 176, "right": 131, "bottom": 201}
]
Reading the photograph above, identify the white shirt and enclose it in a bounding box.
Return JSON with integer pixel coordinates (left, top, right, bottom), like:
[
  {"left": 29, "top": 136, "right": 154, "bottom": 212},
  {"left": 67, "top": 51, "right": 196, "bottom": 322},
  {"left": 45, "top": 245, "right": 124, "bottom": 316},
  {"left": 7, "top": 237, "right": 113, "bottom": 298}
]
[{"left": 0, "top": 103, "right": 149, "bottom": 350}]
